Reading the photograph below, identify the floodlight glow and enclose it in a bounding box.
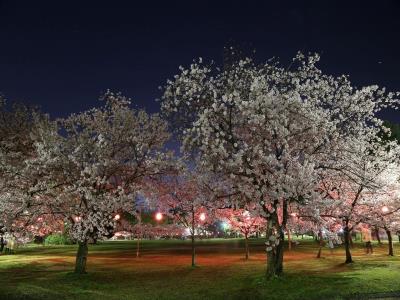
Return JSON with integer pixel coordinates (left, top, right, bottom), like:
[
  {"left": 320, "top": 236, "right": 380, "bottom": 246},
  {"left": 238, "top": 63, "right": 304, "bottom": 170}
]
[
  {"left": 155, "top": 212, "right": 163, "bottom": 221},
  {"left": 221, "top": 222, "right": 230, "bottom": 230}
]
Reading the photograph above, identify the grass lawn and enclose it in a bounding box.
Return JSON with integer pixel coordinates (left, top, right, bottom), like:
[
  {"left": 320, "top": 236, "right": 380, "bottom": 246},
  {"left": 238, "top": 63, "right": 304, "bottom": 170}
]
[{"left": 0, "top": 238, "right": 399, "bottom": 300}]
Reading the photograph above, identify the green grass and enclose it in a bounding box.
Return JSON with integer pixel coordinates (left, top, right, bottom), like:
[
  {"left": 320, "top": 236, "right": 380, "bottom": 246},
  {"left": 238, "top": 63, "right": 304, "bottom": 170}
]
[{"left": 0, "top": 238, "right": 399, "bottom": 300}]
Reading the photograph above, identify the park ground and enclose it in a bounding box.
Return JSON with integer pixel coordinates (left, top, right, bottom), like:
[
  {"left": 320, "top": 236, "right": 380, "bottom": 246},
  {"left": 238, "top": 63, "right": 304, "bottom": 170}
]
[{"left": 0, "top": 238, "right": 399, "bottom": 300}]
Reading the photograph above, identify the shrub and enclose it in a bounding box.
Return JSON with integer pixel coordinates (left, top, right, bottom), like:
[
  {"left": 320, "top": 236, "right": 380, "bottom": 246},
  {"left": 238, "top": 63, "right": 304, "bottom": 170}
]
[{"left": 44, "top": 233, "right": 72, "bottom": 245}]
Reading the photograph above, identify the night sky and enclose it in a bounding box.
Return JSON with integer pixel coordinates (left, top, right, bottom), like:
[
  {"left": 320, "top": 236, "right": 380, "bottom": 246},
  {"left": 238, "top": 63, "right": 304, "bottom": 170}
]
[{"left": 1, "top": 1, "right": 400, "bottom": 122}]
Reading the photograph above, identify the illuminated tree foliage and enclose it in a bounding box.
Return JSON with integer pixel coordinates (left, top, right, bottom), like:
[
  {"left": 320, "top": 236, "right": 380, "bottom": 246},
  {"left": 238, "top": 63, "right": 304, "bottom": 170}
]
[{"left": 161, "top": 51, "right": 400, "bottom": 277}]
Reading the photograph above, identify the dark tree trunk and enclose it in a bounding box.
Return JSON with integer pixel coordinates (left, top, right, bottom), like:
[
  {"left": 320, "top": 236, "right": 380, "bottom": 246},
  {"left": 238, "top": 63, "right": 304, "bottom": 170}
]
[
  {"left": 191, "top": 233, "right": 195, "bottom": 267},
  {"left": 136, "top": 210, "right": 142, "bottom": 258},
  {"left": 244, "top": 233, "right": 249, "bottom": 260},
  {"left": 317, "top": 230, "right": 324, "bottom": 258},
  {"left": 266, "top": 232, "right": 284, "bottom": 277},
  {"left": 191, "top": 210, "right": 196, "bottom": 267},
  {"left": 344, "top": 224, "right": 353, "bottom": 264},
  {"left": 385, "top": 227, "right": 394, "bottom": 256},
  {"left": 136, "top": 234, "right": 140, "bottom": 258},
  {"left": 265, "top": 204, "right": 286, "bottom": 278},
  {"left": 375, "top": 226, "right": 382, "bottom": 244},
  {"left": 313, "top": 233, "right": 318, "bottom": 242},
  {"left": 75, "top": 241, "right": 88, "bottom": 274}
]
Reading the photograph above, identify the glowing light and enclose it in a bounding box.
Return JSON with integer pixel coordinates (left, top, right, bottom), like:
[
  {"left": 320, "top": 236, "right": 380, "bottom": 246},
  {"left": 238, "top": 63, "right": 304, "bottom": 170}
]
[
  {"left": 199, "top": 212, "right": 206, "bottom": 221},
  {"left": 221, "top": 222, "right": 230, "bottom": 230},
  {"left": 382, "top": 206, "right": 389, "bottom": 213},
  {"left": 114, "top": 214, "right": 121, "bottom": 221},
  {"left": 290, "top": 213, "right": 297, "bottom": 217},
  {"left": 74, "top": 216, "right": 82, "bottom": 222},
  {"left": 155, "top": 212, "right": 163, "bottom": 221},
  {"left": 184, "top": 228, "right": 191, "bottom": 236}
]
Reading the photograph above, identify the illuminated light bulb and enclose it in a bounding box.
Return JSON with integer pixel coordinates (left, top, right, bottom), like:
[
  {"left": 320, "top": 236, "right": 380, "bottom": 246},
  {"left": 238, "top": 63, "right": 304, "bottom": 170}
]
[
  {"left": 155, "top": 212, "right": 163, "bottom": 221},
  {"left": 199, "top": 212, "right": 206, "bottom": 221}
]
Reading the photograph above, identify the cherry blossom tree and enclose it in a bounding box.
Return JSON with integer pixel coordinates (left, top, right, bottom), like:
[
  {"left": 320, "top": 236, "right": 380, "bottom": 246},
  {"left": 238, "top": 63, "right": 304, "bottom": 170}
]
[
  {"left": 34, "top": 92, "right": 174, "bottom": 273},
  {"left": 373, "top": 208, "right": 400, "bottom": 257},
  {"left": 217, "top": 207, "right": 265, "bottom": 259},
  {"left": 317, "top": 142, "right": 400, "bottom": 263},
  {"left": 0, "top": 97, "right": 60, "bottom": 240},
  {"left": 364, "top": 185, "right": 400, "bottom": 256},
  {"left": 161, "top": 51, "right": 400, "bottom": 277},
  {"left": 155, "top": 168, "right": 213, "bottom": 267}
]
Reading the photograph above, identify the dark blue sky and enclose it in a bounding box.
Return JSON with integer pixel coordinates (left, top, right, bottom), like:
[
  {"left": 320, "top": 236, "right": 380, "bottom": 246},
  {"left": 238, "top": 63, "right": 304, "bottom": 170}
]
[{"left": 1, "top": 1, "right": 400, "bottom": 121}]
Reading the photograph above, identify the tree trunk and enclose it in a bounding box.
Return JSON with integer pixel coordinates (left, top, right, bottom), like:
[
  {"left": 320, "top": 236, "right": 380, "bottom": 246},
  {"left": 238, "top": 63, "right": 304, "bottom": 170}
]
[
  {"left": 191, "top": 233, "right": 196, "bottom": 267},
  {"left": 385, "top": 227, "right": 394, "bottom": 256},
  {"left": 244, "top": 233, "right": 249, "bottom": 260},
  {"left": 136, "top": 209, "right": 142, "bottom": 258},
  {"left": 191, "top": 210, "right": 196, "bottom": 267},
  {"left": 136, "top": 235, "right": 140, "bottom": 258},
  {"left": 344, "top": 224, "right": 353, "bottom": 264},
  {"left": 265, "top": 207, "right": 285, "bottom": 278},
  {"left": 316, "top": 230, "right": 323, "bottom": 258},
  {"left": 74, "top": 241, "right": 88, "bottom": 274},
  {"left": 375, "top": 226, "right": 382, "bottom": 244}
]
